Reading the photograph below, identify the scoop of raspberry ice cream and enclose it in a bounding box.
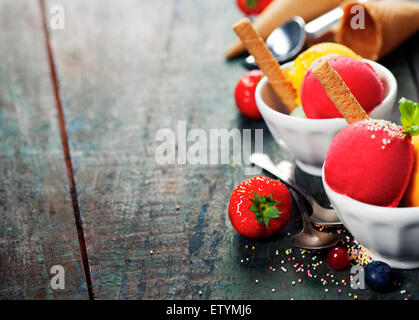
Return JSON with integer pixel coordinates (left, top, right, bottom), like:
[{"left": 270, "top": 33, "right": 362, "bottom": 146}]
[
  {"left": 324, "top": 119, "right": 414, "bottom": 207},
  {"left": 286, "top": 42, "right": 361, "bottom": 105},
  {"left": 301, "top": 56, "right": 383, "bottom": 119}
]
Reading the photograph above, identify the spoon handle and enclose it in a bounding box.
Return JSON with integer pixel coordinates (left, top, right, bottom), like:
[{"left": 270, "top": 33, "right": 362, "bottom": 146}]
[
  {"left": 289, "top": 189, "right": 312, "bottom": 232},
  {"left": 304, "top": 7, "right": 343, "bottom": 40},
  {"left": 250, "top": 153, "right": 316, "bottom": 207},
  {"left": 305, "top": 0, "right": 369, "bottom": 42}
]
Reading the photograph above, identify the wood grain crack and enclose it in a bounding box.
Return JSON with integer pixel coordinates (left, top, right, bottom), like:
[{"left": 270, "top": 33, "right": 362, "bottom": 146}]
[{"left": 38, "top": 0, "right": 94, "bottom": 300}]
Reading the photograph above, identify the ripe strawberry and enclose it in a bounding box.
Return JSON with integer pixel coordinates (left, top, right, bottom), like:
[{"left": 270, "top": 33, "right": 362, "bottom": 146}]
[
  {"left": 234, "top": 69, "right": 264, "bottom": 119},
  {"left": 236, "top": 0, "right": 273, "bottom": 16},
  {"left": 228, "top": 176, "right": 292, "bottom": 239}
]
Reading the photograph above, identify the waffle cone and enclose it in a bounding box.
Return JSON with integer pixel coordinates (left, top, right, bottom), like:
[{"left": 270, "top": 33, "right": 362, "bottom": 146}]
[
  {"left": 226, "top": 0, "right": 344, "bottom": 59},
  {"left": 337, "top": 1, "right": 419, "bottom": 60}
]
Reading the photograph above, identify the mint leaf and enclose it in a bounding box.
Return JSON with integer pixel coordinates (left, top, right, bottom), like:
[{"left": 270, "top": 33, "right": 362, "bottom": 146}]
[
  {"left": 399, "top": 98, "right": 419, "bottom": 137},
  {"left": 403, "top": 125, "right": 419, "bottom": 137}
]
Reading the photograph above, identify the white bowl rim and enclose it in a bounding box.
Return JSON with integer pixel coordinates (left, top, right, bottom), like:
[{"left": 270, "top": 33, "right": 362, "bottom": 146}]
[
  {"left": 255, "top": 59, "right": 397, "bottom": 126},
  {"left": 322, "top": 165, "right": 419, "bottom": 216}
]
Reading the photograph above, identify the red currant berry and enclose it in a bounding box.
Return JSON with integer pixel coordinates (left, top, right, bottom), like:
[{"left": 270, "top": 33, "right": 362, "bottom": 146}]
[{"left": 327, "top": 247, "right": 350, "bottom": 270}]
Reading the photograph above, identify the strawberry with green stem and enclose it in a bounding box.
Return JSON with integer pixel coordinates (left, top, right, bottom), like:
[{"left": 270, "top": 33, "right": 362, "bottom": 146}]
[
  {"left": 234, "top": 69, "right": 264, "bottom": 119},
  {"left": 236, "top": 0, "right": 273, "bottom": 16},
  {"left": 228, "top": 176, "right": 292, "bottom": 239}
]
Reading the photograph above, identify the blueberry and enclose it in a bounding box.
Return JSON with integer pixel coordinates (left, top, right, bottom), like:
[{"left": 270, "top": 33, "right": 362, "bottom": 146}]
[{"left": 365, "top": 261, "right": 393, "bottom": 292}]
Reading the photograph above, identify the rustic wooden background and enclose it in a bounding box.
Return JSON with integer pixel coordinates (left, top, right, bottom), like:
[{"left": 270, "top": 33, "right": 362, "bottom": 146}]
[{"left": 1, "top": 0, "right": 419, "bottom": 300}]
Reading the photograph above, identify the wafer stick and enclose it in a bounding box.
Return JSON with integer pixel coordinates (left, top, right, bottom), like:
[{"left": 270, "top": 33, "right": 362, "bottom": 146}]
[
  {"left": 233, "top": 18, "right": 297, "bottom": 112},
  {"left": 311, "top": 60, "right": 370, "bottom": 124}
]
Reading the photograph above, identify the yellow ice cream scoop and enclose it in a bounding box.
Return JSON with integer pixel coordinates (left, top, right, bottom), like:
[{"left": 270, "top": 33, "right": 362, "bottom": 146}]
[
  {"left": 286, "top": 42, "right": 362, "bottom": 105},
  {"left": 402, "top": 136, "right": 419, "bottom": 207}
]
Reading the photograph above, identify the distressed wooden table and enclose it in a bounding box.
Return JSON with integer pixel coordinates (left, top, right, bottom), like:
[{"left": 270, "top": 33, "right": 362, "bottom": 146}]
[{"left": 1, "top": 0, "right": 419, "bottom": 300}]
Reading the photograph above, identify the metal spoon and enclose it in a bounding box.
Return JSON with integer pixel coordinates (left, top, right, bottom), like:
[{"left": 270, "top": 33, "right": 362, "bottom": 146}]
[
  {"left": 290, "top": 189, "right": 340, "bottom": 250},
  {"left": 243, "top": 4, "right": 352, "bottom": 69},
  {"left": 243, "top": 16, "right": 306, "bottom": 69},
  {"left": 249, "top": 153, "right": 341, "bottom": 225},
  {"left": 244, "top": 0, "right": 370, "bottom": 69}
]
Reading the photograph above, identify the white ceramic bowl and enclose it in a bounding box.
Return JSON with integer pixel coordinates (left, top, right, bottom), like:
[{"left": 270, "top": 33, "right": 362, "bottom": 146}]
[
  {"left": 323, "top": 172, "right": 419, "bottom": 269},
  {"left": 255, "top": 59, "right": 397, "bottom": 176}
]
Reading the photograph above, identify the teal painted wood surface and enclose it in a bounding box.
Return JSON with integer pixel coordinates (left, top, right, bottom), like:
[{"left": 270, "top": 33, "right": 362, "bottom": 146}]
[
  {"left": 1, "top": 0, "right": 419, "bottom": 300},
  {"left": 0, "top": 0, "right": 88, "bottom": 299}
]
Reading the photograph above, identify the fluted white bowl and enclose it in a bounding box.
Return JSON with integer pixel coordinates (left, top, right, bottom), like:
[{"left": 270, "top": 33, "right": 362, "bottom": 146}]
[
  {"left": 323, "top": 171, "right": 419, "bottom": 269},
  {"left": 255, "top": 59, "right": 397, "bottom": 176}
]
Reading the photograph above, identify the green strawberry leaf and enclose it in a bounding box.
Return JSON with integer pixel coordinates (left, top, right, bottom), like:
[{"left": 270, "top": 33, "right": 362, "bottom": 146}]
[
  {"left": 399, "top": 97, "right": 419, "bottom": 137},
  {"left": 261, "top": 206, "right": 280, "bottom": 227},
  {"left": 249, "top": 192, "right": 281, "bottom": 228},
  {"left": 246, "top": 0, "right": 258, "bottom": 8}
]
